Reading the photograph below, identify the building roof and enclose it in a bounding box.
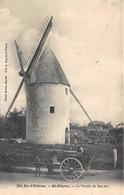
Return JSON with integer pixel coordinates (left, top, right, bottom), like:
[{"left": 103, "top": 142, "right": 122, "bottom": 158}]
[{"left": 30, "top": 45, "right": 70, "bottom": 86}]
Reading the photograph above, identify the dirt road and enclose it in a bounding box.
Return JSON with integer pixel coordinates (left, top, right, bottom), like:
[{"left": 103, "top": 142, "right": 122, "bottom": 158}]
[{"left": 0, "top": 170, "right": 123, "bottom": 186}]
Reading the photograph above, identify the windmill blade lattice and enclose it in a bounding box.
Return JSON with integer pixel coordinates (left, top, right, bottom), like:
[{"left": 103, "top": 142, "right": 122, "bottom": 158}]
[
  {"left": 14, "top": 40, "right": 24, "bottom": 71},
  {"left": 25, "top": 16, "right": 53, "bottom": 75}
]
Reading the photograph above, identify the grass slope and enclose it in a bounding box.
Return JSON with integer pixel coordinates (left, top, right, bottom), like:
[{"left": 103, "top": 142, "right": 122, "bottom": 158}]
[{"left": 0, "top": 142, "right": 123, "bottom": 171}]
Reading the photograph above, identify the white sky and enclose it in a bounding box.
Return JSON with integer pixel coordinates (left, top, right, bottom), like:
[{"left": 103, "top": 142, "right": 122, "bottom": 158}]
[{"left": 0, "top": 0, "right": 123, "bottom": 125}]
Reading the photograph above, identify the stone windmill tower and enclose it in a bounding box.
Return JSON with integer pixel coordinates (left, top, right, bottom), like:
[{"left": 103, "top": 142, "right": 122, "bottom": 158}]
[
  {"left": 26, "top": 45, "right": 70, "bottom": 144},
  {"left": 5, "top": 17, "right": 70, "bottom": 144}
]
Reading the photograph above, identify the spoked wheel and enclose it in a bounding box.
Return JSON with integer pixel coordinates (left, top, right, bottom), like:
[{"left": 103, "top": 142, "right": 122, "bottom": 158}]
[{"left": 60, "top": 157, "right": 83, "bottom": 181}]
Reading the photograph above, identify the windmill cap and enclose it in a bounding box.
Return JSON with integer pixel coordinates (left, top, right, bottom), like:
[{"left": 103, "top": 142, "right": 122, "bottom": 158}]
[{"left": 31, "top": 45, "right": 70, "bottom": 86}]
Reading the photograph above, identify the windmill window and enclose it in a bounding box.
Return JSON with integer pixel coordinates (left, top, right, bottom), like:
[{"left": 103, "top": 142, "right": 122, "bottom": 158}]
[
  {"left": 50, "top": 106, "right": 55, "bottom": 113},
  {"left": 65, "top": 88, "right": 68, "bottom": 95}
]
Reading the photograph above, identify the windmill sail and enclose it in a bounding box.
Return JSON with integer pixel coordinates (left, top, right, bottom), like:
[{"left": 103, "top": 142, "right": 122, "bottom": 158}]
[
  {"left": 26, "top": 16, "right": 53, "bottom": 74},
  {"left": 14, "top": 40, "right": 24, "bottom": 71},
  {"left": 4, "top": 79, "right": 24, "bottom": 119},
  {"left": 70, "top": 89, "right": 102, "bottom": 142},
  {"left": 4, "top": 16, "right": 53, "bottom": 119}
]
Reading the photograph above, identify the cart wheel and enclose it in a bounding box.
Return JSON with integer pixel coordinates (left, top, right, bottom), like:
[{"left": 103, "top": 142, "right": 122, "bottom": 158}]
[{"left": 60, "top": 157, "right": 83, "bottom": 181}]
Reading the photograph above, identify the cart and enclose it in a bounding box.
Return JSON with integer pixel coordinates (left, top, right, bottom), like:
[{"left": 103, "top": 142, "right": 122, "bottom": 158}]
[{"left": 33, "top": 147, "right": 91, "bottom": 181}]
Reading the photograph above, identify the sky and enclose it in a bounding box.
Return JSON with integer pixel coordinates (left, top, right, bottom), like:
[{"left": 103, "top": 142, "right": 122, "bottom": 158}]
[{"left": 0, "top": 0, "right": 123, "bottom": 125}]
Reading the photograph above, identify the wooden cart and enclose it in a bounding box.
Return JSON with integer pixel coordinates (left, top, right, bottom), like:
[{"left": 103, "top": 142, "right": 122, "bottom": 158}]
[{"left": 33, "top": 148, "right": 91, "bottom": 181}]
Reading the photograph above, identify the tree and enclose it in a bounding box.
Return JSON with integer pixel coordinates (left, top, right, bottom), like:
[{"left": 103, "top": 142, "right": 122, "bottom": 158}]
[
  {"left": 0, "top": 108, "right": 26, "bottom": 139},
  {"left": 8, "top": 108, "right": 26, "bottom": 138},
  {"left": 89, "top": 130, "right": 97, "bottom": 136},
  {"left": 105, "top": 122, "right": 113, "bottom": 129}
]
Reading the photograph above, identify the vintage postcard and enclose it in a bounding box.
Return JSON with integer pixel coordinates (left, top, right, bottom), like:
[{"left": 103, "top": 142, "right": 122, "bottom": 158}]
[{"left": 0, "top": 0, "right": 123, "bottom": 194}]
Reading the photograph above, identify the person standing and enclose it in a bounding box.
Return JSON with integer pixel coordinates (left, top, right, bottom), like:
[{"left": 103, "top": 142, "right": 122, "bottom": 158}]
[
  {"left": 74, "top": 132, "right": 79, "bottom": 145},
  {"left": 113, "top": 147, "right": 117, "bottom": 168},
  {"left": 65, "top": 128, "right": 70, "bottom": 144}
]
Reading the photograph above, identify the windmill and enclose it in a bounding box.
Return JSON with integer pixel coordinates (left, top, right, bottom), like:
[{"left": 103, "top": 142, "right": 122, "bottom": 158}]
[
  {"left": 4, "top": 17, "right": 102, "bottom": 144},
  {"left": 4, "top": 17, "right": 71, "bottom": 144}
]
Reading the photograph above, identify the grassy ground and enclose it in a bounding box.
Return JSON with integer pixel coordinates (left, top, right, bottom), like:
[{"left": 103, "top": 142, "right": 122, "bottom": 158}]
[{"left": 0, "top": 141, "right": 123, "bottom": 171}]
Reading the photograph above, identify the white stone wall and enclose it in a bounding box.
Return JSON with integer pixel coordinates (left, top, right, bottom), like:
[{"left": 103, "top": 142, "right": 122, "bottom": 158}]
[{"left": 26, "top": 83, "right": 70, "bottom": 144}]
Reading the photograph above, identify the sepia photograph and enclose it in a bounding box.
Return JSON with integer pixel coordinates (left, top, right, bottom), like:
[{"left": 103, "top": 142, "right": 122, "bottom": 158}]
[{"left": 0, "top": 0, "right": 123, "bottom": 194}]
